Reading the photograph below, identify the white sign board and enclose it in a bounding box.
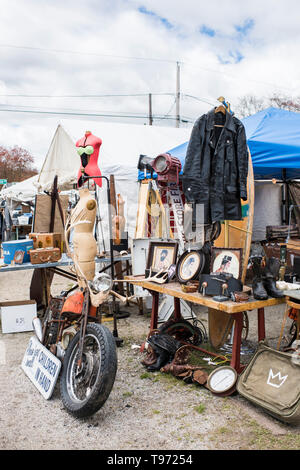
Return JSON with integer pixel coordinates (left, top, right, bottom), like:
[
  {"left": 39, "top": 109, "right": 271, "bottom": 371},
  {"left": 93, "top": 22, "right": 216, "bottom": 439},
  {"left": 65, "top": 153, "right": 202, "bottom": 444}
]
[{"left": 21, "top": 336, "right": 61, "bottom": 399}]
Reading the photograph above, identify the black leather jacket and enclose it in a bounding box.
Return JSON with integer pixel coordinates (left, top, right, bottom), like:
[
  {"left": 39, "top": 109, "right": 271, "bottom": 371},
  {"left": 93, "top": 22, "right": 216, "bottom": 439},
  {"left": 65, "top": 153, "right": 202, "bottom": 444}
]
[{"left": 182, "top": 108, "right": 248, "bottom": 224}]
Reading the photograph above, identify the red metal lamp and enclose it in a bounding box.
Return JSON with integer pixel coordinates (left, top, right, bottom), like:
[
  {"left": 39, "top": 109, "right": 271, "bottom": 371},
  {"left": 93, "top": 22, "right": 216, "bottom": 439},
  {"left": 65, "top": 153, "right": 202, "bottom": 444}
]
[{"left": 152, "top": 153, "right": 181, "bottom": 184}]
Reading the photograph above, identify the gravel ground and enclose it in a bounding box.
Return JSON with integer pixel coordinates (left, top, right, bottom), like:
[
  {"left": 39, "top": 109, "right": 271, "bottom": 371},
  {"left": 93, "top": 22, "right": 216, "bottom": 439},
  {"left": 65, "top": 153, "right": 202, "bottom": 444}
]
[{"left": 1, "top": 269, "right": 300, "bottom": 451}]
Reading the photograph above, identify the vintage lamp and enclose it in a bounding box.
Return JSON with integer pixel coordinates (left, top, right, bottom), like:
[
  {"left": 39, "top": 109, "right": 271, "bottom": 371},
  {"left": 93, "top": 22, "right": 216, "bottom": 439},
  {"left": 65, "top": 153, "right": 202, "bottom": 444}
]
[
  {"left": 152, "top": 153, "right": 182, "bottom": 184},
  {"left": 137, "top": 154, "right": 155, "bottom": 178}
]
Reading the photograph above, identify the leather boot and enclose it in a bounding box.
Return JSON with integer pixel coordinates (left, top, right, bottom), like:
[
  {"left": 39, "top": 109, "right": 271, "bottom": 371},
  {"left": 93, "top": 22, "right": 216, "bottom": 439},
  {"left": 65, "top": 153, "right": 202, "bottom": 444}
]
[
  {"left": 147, "top": 349, "right": 170, "bottom": 371},
  {"left": 250, "top": 256, "right": 268, "bottom": 300},
  {"left": 263, "top": 257, "right": 285, "bottom": 298}
]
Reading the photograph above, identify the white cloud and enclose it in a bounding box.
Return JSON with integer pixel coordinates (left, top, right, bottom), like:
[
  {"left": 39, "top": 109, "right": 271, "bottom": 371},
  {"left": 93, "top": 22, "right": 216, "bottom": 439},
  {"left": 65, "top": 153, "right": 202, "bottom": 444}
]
[{"left": 0, "top": 0, "right": 300, "bottom": 168}]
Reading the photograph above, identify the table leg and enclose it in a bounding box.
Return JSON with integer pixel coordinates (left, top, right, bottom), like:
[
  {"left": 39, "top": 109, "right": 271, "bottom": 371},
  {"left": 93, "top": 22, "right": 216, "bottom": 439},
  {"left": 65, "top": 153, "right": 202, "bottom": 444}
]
[
  {"left": 40, "top": 268, "right": 52, "bottom": 312},
  {"left": 174, "top": 297, "right": 181, "bottom": 321},
  {"left": 257, "top": 307, "right": 266, "bottom": 341},
  {"left": 230, "top": 312, "right": 243, "bottom": 373},
  {"left": 150, "top": 291, "right": 159, "bottom": 331},
  {"left": 297, "top": 311, "right": 300, "bottom": 341}
]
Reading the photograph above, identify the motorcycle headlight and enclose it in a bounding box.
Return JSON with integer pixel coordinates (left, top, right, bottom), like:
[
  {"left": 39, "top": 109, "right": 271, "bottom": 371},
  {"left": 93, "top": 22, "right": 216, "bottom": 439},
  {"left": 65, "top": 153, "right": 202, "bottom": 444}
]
[{"left": 89, "top": 273, "right": 112, "bottom": 294}]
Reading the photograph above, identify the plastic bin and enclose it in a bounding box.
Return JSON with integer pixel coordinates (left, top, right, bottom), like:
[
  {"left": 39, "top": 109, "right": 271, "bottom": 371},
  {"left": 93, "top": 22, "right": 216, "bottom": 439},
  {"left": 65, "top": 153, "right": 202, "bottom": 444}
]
[{"left": 2, "top": 239, "right": 34, "bottom": 264}]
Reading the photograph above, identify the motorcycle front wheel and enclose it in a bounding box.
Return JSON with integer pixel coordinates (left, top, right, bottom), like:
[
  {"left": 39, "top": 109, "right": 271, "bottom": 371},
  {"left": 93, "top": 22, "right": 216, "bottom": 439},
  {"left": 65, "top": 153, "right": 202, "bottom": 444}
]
[{"left": 60, "top": 323, "right": 117, "bottom": 418}]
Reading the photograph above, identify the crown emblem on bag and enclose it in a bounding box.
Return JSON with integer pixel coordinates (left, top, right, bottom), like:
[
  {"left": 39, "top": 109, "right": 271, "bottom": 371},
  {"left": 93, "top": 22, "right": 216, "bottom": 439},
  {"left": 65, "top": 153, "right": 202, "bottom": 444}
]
[{"left": 267, "top": 368, "right": 288, "bottom": 388}]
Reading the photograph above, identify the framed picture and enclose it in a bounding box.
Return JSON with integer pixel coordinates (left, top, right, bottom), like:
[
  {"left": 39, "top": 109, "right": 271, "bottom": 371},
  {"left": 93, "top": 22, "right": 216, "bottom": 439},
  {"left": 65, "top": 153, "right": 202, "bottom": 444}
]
[
  {"left": 13, "top": 250, "right": 25, "bottom": 265},
  {"left": 210, "top": 247, "right": 242, "bottom": 280},
  {"left": 146, "top": 241, "right": 178, "bottom": 274},
  {"left": 176, "top": 249, "right": 205, "bottom": 284}
]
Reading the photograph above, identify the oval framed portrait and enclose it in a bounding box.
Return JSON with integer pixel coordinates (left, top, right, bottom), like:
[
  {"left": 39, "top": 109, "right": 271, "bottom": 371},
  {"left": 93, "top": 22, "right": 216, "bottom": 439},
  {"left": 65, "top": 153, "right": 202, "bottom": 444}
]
[{"left": 176, "top": 250, "right": 205, "bottom": 284}]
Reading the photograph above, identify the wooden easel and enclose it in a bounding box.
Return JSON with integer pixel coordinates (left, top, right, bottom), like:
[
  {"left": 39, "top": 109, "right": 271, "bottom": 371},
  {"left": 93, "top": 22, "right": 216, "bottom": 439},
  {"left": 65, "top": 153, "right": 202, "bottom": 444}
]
[
  {"left": 135, "top": 176, "right": 192, "bottom": 254},
  {"left": 46, "top": 175, "right": 66, "bottom": 232}
]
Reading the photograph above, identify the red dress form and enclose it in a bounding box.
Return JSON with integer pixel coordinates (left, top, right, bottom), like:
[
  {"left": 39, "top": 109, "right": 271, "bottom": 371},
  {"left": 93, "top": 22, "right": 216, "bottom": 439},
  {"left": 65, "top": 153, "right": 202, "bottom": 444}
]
[{"left": 76, "top": 131, "right": 102, "bottom": 188}]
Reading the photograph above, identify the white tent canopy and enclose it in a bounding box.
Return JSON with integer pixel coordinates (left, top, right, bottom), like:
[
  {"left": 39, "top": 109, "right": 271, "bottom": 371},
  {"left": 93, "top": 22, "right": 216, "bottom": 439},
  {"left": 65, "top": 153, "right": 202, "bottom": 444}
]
[
  {"left": 0, "top": 174, "right": 38, "bottom": 203},
  {"left": 0, "top": 119, "right": 191, "bottom": 236},
  {"left": 36, "top": 123, "right": 80, "bottom": 192}
]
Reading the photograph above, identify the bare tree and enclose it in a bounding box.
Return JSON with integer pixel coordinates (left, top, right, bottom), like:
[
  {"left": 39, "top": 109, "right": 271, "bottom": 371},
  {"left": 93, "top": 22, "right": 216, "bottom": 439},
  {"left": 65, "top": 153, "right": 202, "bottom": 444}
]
[
  {"left": 236, "top": 93, "right": 300, "bottom": 118},
  {"left": 0, "top": 145, "right": 38, "bottom": 186},
  {"left": 268, "top": 93, "right": 300, "bottom": 112},
  {"left": 235, "top": 94, "right": 266, "bottom": 118}
]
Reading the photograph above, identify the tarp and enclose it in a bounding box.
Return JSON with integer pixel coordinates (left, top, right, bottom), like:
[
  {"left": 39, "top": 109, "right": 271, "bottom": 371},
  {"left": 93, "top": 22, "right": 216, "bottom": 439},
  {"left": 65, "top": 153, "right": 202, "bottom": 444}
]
[
  {"left": 167, "top": 107, "right": 300, "bottom": 180},
  {"left": 0, "top": 175, "right": 39, "bottom": 203}
]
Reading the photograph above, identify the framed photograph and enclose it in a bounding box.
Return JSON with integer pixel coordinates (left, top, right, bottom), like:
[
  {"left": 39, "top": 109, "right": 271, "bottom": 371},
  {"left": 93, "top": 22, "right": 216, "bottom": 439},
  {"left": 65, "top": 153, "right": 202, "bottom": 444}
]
[
  {"left": 176, "top": 250, "right": 205, "bottom": 284},
  {"left": 210, "top": 247, "right": 242, "bottom": 280},
  {"left": 146, "top": 241, "right": 178, "bottom": 274}
]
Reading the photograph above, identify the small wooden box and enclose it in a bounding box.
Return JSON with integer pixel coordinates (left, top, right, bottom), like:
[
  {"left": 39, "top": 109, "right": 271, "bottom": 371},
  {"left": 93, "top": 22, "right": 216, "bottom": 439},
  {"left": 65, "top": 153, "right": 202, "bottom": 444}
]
[
  {"left": 29, "top": 247, "right": 61, "bottom": 264},
  {"left": 29, "top": 232, "right": 62, "bottom": 250}
]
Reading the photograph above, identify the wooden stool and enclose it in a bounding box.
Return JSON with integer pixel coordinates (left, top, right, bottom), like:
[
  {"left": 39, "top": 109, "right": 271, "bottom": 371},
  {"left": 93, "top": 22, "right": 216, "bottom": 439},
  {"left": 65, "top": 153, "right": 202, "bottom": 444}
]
[{"left": 277, "top": 297, "right": 300, "bottom": 350}]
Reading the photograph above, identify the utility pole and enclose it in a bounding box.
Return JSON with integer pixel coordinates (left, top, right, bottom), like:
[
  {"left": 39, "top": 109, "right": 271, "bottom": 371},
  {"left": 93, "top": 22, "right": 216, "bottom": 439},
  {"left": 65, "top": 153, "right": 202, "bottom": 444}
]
[
  {"left": 175, "top": 61, "right": 180, "bottom": 128},
  {"left": 148, "top": 93, "right": 153, "bottom": 125}
]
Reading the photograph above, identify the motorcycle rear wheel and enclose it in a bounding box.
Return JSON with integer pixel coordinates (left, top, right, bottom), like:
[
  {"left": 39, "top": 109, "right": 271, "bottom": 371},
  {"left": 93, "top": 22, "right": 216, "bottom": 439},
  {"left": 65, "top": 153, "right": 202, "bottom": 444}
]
[{"left": 60, "top": 323, "right": 117, "bottom": 418}]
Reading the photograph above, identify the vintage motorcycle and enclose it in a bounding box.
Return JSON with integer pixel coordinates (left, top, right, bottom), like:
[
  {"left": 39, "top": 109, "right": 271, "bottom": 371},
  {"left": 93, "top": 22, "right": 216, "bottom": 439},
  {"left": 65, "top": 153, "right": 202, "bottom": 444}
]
[{"left": 30, "top": 273, "right": 118, "bottom": 419}]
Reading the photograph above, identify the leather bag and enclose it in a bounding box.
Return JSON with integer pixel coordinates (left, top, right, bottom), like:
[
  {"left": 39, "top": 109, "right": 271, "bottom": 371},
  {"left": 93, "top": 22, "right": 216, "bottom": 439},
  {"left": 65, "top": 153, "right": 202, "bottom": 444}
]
[{"left": 199, "top": 273, "right": 243, "bottom": 297}]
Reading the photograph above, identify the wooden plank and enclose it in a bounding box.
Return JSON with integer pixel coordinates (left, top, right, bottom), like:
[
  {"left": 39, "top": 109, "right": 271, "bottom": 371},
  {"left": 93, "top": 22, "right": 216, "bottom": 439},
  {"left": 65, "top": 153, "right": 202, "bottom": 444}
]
[
  {"left": 124, "top": 276, "right": 285, "bottom": 314},
  {"left": 135, "top": 181, "right": 149, "bottom": 238},
  {"left": 287, "top": 239, "right": 300, "bottom": 249}
]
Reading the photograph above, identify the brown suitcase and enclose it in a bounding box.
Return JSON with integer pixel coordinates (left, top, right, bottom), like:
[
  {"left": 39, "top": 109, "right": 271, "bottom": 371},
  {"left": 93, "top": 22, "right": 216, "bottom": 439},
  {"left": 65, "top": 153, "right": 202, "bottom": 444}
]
[
  {"left": 29, "top": 232, "right": 62, "bottom": 250},
  {"left": 29, "top": 247, "right": 61, "bottom": 264}
]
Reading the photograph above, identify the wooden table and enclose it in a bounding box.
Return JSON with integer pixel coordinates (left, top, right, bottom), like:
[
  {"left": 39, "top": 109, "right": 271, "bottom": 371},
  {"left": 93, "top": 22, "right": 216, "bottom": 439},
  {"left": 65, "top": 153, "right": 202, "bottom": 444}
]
[{"left": 125, "top": 275, "right": 286, "bottom": 373}]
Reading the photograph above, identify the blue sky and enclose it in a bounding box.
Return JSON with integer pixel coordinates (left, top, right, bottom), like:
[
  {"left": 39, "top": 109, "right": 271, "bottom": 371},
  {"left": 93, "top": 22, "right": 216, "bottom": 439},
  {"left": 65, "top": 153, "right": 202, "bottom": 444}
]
[{"left": 0, "top": 0, "right": 299, "bottom": 166}]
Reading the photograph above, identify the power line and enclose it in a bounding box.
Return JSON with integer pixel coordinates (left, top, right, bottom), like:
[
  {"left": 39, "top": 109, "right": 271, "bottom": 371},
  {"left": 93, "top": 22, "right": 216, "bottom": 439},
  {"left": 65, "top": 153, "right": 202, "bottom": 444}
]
[
  {"left": 0, "top": 43, "right": 178, "bottom": 64},
  {"left": 155, "top": 98, "right": 177, "bottom": 122},
  {"left": 0, "top": 91, "right": 216, "bottom": 108},
  {"left": 0, "top": 106, "right": 194, "bottom": 122},
  {"left": 183, "top": 94, "right": 216, "bottom": 106},
  {"left": 0, "top": 92, "right": 175, "bottom": 99}
]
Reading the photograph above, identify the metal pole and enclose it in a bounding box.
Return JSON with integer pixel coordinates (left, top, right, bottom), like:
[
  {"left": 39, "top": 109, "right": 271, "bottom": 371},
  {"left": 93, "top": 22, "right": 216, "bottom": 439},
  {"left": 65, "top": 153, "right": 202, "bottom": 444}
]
[
  {"left": 176, "top": 62, "right": 180, "bottom": 128},
  {"left": 149, "top": 93, "right": 153, "bottom": 126}
]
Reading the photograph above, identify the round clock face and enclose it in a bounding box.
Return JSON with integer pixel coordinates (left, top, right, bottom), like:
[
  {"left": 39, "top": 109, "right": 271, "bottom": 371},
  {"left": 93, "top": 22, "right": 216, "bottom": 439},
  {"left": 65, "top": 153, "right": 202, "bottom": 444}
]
[{"left": 207, "top": 366, "right": 237, "bottom": 393}]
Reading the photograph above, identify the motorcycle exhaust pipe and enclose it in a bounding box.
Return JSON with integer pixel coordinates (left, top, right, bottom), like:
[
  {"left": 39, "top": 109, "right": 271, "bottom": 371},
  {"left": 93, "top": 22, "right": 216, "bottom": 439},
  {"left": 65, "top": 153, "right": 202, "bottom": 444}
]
[{"left": 32, "top": 317, "right": 43, "bottom": 342}]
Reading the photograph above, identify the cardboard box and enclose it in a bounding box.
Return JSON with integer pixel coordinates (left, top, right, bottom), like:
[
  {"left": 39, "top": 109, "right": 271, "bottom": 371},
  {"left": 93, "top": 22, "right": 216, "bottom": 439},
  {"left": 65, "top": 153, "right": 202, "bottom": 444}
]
[
  {"left": 0, "top": 300, "right": 37, "bottom": 334},
  {"left": 18, "top": 215, "right": 30, "bottom": 225},
  {"left": 29, "top": 232, "right": 62, "bottom": 250}
]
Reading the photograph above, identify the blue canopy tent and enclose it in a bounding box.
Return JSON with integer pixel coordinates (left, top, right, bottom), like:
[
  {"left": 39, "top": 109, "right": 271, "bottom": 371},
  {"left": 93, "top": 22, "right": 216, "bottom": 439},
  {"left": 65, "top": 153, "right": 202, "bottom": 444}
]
[{"left": 165, "top": 107, "right": 300, "bottom": 180}]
